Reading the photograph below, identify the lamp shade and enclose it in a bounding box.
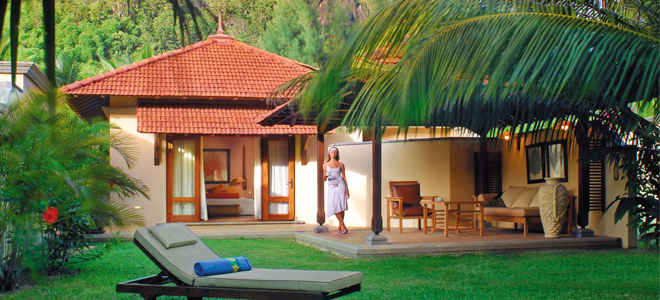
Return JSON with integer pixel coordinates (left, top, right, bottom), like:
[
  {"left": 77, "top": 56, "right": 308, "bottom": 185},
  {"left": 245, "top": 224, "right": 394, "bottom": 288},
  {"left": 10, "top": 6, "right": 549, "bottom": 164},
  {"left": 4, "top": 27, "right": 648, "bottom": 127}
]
[{"left": 229, "top": 177, "right": 246, "bottom": 186}]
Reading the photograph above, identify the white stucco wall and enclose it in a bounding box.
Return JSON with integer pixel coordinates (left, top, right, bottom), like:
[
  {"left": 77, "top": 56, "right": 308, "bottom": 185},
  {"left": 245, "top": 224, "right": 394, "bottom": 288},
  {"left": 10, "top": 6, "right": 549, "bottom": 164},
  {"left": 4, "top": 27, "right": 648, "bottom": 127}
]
[
  {"left": 109, "top": 113, "right": 166, "bottom": 232},
  {"left": 0, "top": 74, "right": 24, "bottom": 89},
  {"left": 600, "top": 164, "right": 635, "bottom": 248},
  {"left": 294, "top": 129, "right": 479, "bottom": 230}
]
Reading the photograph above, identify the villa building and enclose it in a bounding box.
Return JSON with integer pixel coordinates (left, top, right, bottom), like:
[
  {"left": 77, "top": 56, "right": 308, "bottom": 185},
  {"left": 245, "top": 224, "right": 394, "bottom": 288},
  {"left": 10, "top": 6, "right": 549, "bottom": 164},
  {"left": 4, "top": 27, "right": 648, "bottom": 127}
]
[
  {"left": 0, "top": 62, "right": 49, "bottom": 111},
  {"left": 62, "top": 20, "right": 634, "bottom": 248}
]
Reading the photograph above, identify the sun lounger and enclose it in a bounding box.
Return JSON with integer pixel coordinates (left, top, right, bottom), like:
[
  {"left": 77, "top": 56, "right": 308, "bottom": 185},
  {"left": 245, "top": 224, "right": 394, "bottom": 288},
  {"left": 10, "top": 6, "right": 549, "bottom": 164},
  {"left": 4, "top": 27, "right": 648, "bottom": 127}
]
[{"left": 116, "top": 223, "right": 363, "bottom": 300}]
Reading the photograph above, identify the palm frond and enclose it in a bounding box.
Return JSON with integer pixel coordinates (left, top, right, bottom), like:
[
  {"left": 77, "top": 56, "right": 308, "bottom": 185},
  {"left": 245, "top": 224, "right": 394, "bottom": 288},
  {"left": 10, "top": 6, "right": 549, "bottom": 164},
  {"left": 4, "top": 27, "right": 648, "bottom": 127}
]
[
  {"left": 56, "top": 54, "right": 81, "bottom": 87},
  {"left": 285, "top": 0, "right": 658, "bottom": 137},
  {"left": 109, "top": 122, "right": 140, "bottom": 169},
  {"left": 131, "top": 44, "right": 155, "bottom": 62}
]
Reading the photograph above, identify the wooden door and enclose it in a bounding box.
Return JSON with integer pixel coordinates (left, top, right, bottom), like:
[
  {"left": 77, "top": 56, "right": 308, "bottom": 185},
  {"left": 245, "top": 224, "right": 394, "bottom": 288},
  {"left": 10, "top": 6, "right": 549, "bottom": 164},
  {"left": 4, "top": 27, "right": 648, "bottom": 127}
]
[
  {"left": 261, "top": 137, "right": 295, "bottom": 221},
  {"left": 166, "top": 135, "right": 201, "bottom": 222}
]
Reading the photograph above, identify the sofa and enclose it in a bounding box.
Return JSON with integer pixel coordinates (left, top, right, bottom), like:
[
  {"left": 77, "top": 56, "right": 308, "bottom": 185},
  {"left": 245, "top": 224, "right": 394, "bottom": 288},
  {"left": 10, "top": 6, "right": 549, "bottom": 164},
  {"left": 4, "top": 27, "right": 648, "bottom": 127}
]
[{"left": 477, "top": 186, "right": 574, "bottom": 236}]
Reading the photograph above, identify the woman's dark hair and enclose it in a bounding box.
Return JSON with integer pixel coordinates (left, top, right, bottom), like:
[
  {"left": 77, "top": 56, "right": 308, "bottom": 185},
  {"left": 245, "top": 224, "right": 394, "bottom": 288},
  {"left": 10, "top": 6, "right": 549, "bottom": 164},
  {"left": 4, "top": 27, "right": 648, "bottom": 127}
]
[{"left": 327, "top": 147, "right": 340, "bottom": 161}]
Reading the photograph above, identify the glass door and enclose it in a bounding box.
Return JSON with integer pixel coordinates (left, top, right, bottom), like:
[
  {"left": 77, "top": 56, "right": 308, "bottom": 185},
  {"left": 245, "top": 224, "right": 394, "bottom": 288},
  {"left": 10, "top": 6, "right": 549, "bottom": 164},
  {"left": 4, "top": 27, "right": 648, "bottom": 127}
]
[
  {"left": 261, "top": 137, "right": 295, "bottom": 221},
  {"left": 167, "top": 136, "right": 200, "bottom": 222}
]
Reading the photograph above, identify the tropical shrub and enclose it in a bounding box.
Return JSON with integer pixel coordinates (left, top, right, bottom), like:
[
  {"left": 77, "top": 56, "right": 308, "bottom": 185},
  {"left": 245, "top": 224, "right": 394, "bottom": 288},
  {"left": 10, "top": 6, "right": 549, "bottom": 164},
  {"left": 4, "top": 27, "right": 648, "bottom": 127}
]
[
  {"left": 599, "top": 109, "right": 660, "bottom": 250},
  {"left": 0, "top": 90, "right": 149, "bottom": 290},
  {"left": 42, "top": 205, "right": 121, "bottom": 275}
]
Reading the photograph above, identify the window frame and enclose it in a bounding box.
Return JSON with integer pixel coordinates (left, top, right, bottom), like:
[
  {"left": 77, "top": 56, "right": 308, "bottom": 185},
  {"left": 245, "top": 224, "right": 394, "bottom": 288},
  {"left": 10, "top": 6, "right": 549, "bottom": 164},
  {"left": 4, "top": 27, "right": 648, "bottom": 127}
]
[{"left": 525, "top": 140, "right": 568, "bottom": 184}]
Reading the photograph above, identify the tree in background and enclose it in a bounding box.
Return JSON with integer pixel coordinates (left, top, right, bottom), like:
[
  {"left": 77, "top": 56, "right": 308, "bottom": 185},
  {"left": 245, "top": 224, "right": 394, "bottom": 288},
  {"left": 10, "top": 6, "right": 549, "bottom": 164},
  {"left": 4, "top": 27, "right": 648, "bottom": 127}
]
[
  {"left": 261, "top": 0, "right": 396, "bottom": 67},
  {"left": 100, "top": 44, "right": 155, "bottom": 72},
  {"left": 259, "top": 0, "right": 323, "bottom": 67}
]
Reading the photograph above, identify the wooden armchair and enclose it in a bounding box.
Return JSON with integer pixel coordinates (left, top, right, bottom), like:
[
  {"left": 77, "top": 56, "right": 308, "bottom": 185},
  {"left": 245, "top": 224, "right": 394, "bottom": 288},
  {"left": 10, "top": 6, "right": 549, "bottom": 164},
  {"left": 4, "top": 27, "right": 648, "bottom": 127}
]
[{"left": 386, "top": 181, "right": 435, "bottom": 233}]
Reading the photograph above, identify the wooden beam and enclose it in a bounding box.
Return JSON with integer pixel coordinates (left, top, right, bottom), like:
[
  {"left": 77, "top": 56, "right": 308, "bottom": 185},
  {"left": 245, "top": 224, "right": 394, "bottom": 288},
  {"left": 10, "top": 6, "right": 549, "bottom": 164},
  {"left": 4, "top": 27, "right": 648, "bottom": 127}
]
[
  {"left": 301, "top": 135, "right": 310, "bottom": 166},
  {"left": 154, "top": 134, "right": 161, "bottom": 166},
  {"left": 371, "top": 135, "right": 383, "bottom": 235},
  {"left": 316, "top": 130, "right": 326, "bottom": 226}
]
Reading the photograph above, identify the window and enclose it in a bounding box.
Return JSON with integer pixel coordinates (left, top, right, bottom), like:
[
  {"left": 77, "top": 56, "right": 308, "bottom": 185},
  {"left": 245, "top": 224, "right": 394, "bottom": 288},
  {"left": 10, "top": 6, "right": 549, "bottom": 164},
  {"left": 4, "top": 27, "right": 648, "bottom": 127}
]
[{"left": 526, "top": 140, "right": 568, "bottom": 184}]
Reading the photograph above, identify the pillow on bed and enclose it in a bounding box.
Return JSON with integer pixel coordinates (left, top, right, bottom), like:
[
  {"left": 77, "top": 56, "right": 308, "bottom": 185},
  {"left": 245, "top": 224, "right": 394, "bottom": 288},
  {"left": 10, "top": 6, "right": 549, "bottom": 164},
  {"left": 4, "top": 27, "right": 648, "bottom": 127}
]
[
  {"left": 147, "top": 223, "right": 198, "bottom": 249},
  {"left": 207, "top": 192, "right": 241, "bottom": 199},
  {"left": 206, "top": 184, "right": 227, "bottom": 194}
]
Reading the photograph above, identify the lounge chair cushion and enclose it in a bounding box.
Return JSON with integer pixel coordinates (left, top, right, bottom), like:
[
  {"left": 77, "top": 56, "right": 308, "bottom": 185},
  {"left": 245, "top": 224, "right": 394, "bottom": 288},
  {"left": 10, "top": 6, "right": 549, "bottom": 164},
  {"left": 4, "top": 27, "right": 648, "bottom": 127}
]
[
  {"left": 194, "top": 268, "right": 363, "bottom": 293},
  {"left": 392, "top": 183, "right": 421, "bottom": 206},
  {"left": 392, "top": 205, "right": 432, "bottom": 217},
  {"left": 134, "top": 224, "right": 364, "bottom": 294},
  {"left": 148, "top": 223, "right": 198, "bottom": 249},
  {"left": 135, "top": 226, "right": 219, "bottom": 286}
]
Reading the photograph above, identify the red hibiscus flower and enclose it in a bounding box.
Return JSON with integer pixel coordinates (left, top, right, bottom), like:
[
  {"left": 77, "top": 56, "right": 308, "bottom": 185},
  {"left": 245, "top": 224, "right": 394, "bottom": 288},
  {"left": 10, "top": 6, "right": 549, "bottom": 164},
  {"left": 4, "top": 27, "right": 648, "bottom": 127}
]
[
  {"left": 43, "top": 207, "right": 59, "bottom": 224},
  {"left": 109, "top": 183, "right": 115, "bottom": 188}
]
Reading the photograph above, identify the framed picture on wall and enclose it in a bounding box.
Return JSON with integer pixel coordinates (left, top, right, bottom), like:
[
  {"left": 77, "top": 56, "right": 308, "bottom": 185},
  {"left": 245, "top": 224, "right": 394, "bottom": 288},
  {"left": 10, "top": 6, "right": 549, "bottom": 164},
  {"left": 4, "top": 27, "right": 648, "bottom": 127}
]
[
  {"left": 525, "top": 140, "right": 568, "bottom": 184},
  {"left": 203, "top": 149, "right": 230, "bottom": 184},
  {"left": 546, "top": 141, "right": 568, "bottom": 180},
  {"left": 526, "top": 144, "right": 545, "bottom": 184}
]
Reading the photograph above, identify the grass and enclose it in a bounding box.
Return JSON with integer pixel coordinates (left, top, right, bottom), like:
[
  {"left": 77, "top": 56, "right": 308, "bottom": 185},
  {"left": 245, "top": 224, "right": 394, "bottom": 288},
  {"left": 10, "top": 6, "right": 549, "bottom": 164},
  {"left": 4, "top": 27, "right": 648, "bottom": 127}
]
[{"left": 2, "top": 238, "right": 658, "bottom": 299}]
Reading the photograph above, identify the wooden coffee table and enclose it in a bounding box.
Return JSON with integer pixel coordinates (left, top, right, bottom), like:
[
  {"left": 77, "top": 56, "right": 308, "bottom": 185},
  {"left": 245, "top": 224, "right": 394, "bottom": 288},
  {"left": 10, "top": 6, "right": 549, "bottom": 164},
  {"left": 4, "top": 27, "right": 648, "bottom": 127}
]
[{"left": 421, "top": 200, "right": 484, "bottom": 236}]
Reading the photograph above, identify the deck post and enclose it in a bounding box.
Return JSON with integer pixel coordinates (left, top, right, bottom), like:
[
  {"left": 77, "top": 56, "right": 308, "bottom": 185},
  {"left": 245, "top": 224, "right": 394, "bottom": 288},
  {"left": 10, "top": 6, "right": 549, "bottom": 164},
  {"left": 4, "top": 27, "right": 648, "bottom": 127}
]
[
  {"left": 314, "top": 129, "right": 329, "bottom": 233},
  {"left": 367, "top": 129, "right": 387, "bottom": 245}
]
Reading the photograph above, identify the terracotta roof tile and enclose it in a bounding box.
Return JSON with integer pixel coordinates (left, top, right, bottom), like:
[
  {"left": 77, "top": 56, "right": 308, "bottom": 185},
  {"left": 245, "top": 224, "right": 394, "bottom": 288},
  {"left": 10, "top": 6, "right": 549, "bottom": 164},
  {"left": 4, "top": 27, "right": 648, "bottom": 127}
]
[
  {"left": 137, "top": 104, "right": 317, "bottom": 135},
  {"left": 61, "top": 39, "right": 312, "bottom": 100}
]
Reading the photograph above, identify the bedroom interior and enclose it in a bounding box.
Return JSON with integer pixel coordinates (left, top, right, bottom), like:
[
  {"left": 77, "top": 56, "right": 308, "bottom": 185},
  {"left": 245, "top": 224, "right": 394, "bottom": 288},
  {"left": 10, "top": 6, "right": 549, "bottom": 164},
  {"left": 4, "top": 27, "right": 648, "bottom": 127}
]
[{"left": 203, "top": 137, "right": 259, "bottom": 222}]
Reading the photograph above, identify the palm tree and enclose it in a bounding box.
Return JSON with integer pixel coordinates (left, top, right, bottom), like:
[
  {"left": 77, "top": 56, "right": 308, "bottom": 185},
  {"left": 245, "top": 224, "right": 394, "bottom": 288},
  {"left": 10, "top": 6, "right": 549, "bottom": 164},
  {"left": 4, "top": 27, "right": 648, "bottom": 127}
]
[
  {"left": 56, "top": 54, "right": 82, "bottom": 87},
  {"left": 286, "top": 0, "right": 658, "bottom": 133},
  {"left": 0, "top": 91, "right": 150, "bottom": 286},
  {"left": 277, "top": 0, "right": 658, "bottom": 243}
]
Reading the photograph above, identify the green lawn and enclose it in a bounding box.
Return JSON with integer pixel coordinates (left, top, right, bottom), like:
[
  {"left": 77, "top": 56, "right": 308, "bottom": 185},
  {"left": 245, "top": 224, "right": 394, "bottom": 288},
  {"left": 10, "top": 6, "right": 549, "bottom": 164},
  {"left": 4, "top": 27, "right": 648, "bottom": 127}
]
[{"left": 3, "top": 239, "right": 658, "bottom": 299}]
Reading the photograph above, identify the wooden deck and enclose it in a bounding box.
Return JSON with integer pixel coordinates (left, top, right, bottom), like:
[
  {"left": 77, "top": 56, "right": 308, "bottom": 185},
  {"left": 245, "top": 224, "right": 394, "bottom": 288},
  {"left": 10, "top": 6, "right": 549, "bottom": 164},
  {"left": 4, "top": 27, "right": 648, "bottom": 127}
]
[{"left": 180, "top": 223, "right": 622, "bottom": 258}]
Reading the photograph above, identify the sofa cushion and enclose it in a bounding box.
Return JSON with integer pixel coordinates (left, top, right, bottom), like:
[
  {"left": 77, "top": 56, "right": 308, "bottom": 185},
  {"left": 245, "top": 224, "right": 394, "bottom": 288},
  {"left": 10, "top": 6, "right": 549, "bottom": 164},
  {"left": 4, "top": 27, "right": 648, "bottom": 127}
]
[
  {"left": 500, "top": 186, "right": 525, "bottom": 207},
  {"left": 529, "top": 192, "right": 540, "bottom": 207},
  {"left": 511, "top": 187, "right": 539, "bottom": 208},
  {"left": 392, "top": 184, "right": 421, "bottom": 206},
  {"left": 484, "top": 207, "right": 540, "bottom": 217}
]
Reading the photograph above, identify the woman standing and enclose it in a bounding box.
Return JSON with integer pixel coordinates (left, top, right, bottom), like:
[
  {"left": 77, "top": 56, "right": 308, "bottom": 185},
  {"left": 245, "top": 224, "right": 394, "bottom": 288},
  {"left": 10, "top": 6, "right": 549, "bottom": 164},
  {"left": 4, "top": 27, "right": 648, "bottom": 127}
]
[{"left": 323, "top": 147, "right": 350, "bottom": 234}]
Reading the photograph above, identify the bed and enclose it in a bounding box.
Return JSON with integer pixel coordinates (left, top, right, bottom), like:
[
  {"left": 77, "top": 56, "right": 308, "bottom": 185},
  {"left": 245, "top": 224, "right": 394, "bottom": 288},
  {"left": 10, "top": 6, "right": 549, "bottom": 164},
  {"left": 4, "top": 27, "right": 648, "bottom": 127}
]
[{"left": 206, "top": 198, "right": 255, "bottom": 216}]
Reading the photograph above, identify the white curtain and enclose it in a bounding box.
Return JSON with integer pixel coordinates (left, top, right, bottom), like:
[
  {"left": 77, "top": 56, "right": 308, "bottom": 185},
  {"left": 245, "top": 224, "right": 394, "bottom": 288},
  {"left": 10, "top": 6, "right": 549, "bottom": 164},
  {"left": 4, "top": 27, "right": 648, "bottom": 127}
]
[
  {"left": 268, "top": 141, "right": 288, "bottom": 197},
  {"left": 547, "top": 144, "right": 565, "bottom": 178},
  {"left": 254, "top": 137, "right": 262, "bottom": 219},
  {"left": 173, "top": 140, "right": 195, "bottom": 215},
  {"left": 200, "top": 137, "right": 208, "bottom": 220}
]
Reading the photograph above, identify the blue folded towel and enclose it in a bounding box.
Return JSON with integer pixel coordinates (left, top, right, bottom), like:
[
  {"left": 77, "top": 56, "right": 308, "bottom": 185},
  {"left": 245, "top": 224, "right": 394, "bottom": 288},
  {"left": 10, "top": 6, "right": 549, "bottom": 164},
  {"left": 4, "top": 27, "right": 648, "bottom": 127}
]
[{"left": 194, "top": 257, "right": 252, "bottom": 276}]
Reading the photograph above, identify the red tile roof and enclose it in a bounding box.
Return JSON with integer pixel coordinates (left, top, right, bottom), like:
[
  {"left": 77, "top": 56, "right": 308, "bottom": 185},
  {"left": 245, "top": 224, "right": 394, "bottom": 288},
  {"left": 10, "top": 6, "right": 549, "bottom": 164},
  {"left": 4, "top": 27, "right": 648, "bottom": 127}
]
[
  {"left": 61, "top": 38, "right": 312, "bottom": 100},
  {"left": 137, "top": 103, "right": 318, "bottom": 135},
  {"left": 255, "top": 100, "right": 294, "bottom": 124}
]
